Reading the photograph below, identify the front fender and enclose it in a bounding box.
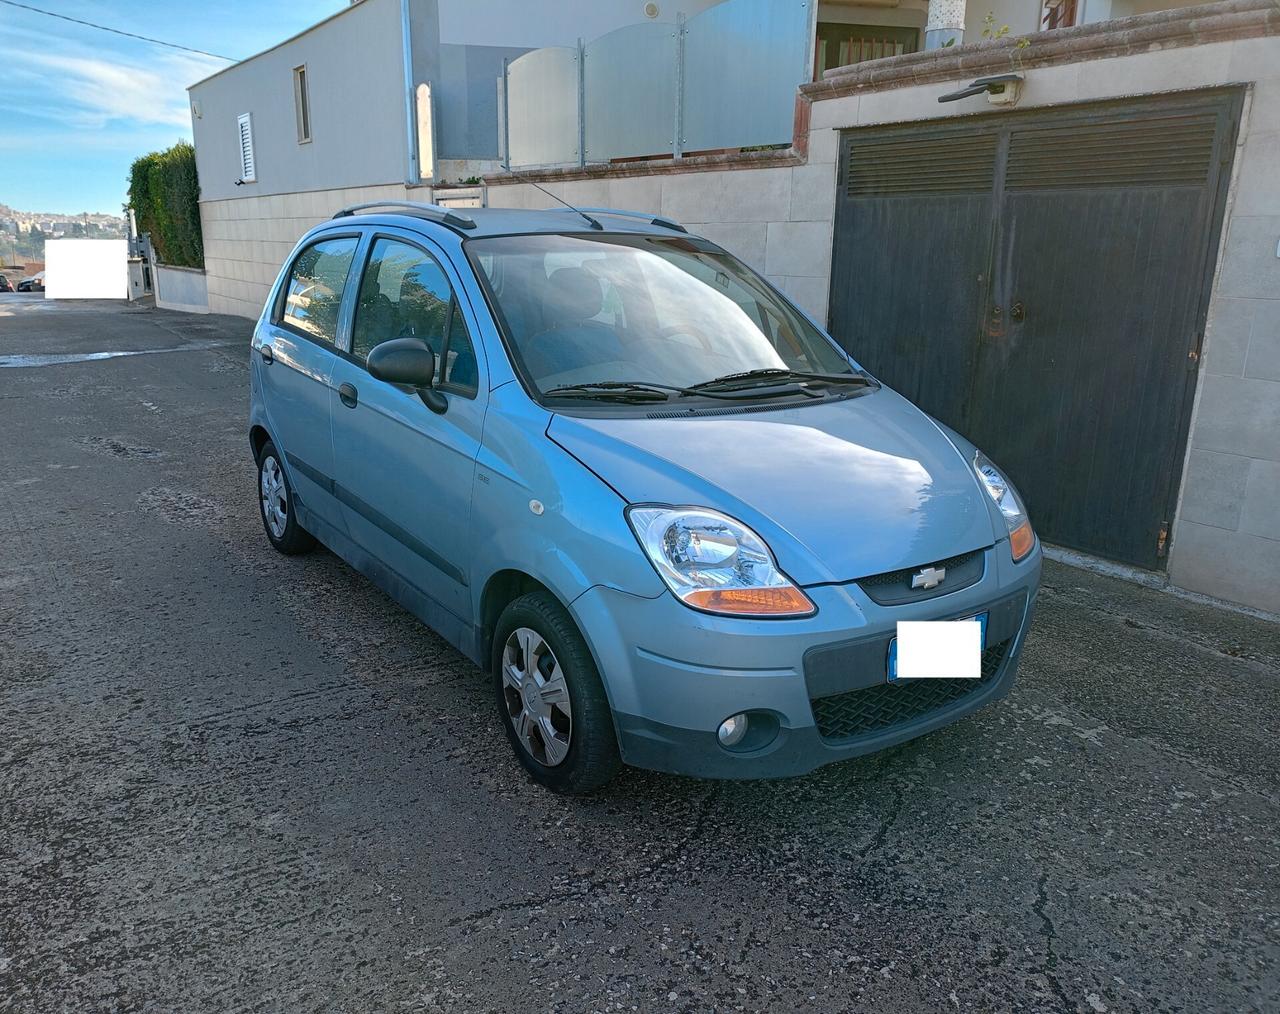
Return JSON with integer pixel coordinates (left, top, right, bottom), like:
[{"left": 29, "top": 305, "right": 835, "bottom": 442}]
[{"left": 469, "top": 386, "right": 665, "bottom": 619}]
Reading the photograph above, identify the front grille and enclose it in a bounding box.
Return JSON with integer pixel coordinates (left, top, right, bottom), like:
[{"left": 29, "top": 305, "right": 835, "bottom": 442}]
[
  {"left": 811, "top": 639, "right": 1009, "bottom": 743},
  {"left": 858, "top": 548, "right": 985, "bottom": 606}
]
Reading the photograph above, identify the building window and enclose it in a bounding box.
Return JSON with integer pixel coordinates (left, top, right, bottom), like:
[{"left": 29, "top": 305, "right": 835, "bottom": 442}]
[
  {"left": 814, "top": 23, "right": 919, "bottom": 78},
  {"left": 1042, "top": 0, "right": 1079, "bottom": 30},
  {"left": 293, "top": 65, "right": 311, "bottom": 144},
  {"left": 236, "top": 112, "right": 256, "bottom": 183}
]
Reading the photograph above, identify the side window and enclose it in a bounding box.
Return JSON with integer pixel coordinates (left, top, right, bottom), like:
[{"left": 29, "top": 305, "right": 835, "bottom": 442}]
[
  {"left": 352, "top": 238, "right": 479, "bottom": 398},
  {"left": 280, "top": 236, "right": 358, "bottom": 345},
  {"left": 352, "top": 238, "right": 450, "bottom": 363},
  {"left": 442, "top": 302, "right": 479, "bottom": 396}
]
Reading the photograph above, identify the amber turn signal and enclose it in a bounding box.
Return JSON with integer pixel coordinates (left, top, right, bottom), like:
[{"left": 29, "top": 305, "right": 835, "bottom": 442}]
[
  {"left": 684, "top": 585, "right": 815, "bottom": 617},
  {"left": 1010, "top": 520, "right": 1035, "bottom": 562}
]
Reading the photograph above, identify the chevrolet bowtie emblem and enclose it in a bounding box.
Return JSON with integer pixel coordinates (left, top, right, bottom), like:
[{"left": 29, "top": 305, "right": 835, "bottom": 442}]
[{"left": 911, "top": 566, "right": 946, "bottom": 590}]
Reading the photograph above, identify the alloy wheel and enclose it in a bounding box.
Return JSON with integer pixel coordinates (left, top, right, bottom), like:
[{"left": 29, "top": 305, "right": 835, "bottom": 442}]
[
  {"left": 260, "top": 454, "right": 288, "bottom": 539},
  {"left": 501, "top": 626, "right": 572, "bottom": 767}
]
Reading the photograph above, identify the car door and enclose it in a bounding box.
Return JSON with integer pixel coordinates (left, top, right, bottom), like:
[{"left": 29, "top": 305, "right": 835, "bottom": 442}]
[
  {"left": 255, "top": 232, "right": 362, "bottom": 533},
  {"left": 328, "top": 231, "right": 487, "bottom": 624}
]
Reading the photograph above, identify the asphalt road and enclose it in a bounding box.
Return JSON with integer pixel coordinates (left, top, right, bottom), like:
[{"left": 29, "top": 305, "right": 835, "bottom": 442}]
[{"left": 2, "top": 295, "right": 1278, "bottom": 1013}]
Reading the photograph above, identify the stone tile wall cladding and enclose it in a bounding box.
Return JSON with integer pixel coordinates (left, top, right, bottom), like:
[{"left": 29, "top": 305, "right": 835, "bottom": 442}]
[
  {"left": 198, "top": 1, "right": 1279, "bottom": 612},
  {"left": 199, "top": 183, "right": 411, "bottom": 318}
]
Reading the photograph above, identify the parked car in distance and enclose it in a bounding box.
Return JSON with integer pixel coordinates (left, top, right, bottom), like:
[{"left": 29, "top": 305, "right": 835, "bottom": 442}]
[
  {"left": 0, "top": 273, "right": 11, "bottom": 293},
  {"left": 249, "top": 202, "right": 1041, "bottom": 793},
  {"left": 16, "top": 271, "right": 45, "bottom": 292}
]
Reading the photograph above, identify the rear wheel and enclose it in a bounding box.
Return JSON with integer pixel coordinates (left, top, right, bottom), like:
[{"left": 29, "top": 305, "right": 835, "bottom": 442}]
[
  {"left": 493, "top": 591, "right": 621, "bottom": 794},
  {"left": 256, "top": 440, "right": 316, "bottom": 555}
]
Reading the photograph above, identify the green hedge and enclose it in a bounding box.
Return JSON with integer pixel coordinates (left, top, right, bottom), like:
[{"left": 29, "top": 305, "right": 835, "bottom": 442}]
[{"left": 128, "top": 141, "right": 204, "bottom": 269}]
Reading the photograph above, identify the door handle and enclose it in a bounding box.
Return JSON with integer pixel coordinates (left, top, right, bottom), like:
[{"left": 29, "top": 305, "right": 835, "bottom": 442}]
[
  {"left": 1010, "top": 300, "right": 1026, "bottom": 322},
  {"left": 338, "top": 382, "right": 359, "bottom": 409},
  {"left": 259, "top": 343, "right": 274, "bottom": 364}
]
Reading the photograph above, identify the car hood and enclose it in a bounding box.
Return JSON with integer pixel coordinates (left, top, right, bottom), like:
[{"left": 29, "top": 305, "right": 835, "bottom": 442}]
[{"left": 547, "top": 389, "right": 1000, "bottom": 586}]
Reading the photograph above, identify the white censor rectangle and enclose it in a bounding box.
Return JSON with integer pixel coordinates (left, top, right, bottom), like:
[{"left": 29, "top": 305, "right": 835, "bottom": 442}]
[{"left": 895, "top": 619, "right": 982, "bottom": 679}]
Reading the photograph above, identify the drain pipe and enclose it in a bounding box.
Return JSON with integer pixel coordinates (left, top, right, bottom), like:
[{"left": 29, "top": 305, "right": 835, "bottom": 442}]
[{"left": 401, "top": 0, "right": 420, "bottom": 184}]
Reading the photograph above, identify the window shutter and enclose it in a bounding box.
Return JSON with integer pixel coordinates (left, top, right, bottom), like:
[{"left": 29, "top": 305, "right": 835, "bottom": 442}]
[{"left": 237, "top": 112, "right": 256, "bottom": 182}]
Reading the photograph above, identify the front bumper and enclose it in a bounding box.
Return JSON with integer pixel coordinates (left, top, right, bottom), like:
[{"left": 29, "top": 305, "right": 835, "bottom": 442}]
[{"left": 571, "top": 541, "right": 1041, "bottom": 779}]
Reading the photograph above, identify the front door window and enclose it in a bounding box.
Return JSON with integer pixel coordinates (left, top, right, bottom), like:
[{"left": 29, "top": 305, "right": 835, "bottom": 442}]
[{"left": 351, "top": 237, "right": 479, "bottom": 396}]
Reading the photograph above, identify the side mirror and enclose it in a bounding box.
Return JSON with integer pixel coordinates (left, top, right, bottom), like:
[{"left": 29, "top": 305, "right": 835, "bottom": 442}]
[{"left": 366, "top": 338, "right": 447, "bottom": 414}]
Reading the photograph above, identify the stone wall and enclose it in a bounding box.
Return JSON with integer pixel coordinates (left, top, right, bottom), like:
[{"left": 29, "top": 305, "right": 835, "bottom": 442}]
[{"left": 198, "top": 183, "right": 411, "bottom": 318}]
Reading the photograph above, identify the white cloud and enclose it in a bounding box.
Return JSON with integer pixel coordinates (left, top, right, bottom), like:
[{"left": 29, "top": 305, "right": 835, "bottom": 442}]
[{"left": 2, "top": 42, "right": 226, "bottom": 131}]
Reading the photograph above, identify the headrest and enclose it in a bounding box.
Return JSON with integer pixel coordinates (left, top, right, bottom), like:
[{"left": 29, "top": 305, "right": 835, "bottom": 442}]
[{"left": 542, "top": 267, "right": 603, "bottom": 327}]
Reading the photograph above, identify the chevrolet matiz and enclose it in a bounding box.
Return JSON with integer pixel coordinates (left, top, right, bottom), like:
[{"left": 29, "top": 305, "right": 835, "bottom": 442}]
[{"left": 249, "top": 202, "right": 1040, "bottom": 793}]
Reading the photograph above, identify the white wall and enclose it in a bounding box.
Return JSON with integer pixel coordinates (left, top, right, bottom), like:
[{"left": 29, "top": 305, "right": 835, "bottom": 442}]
[
  {"left": 437, "top": 0, "right": 727, "bottom": 47},
  {"left": 154, "top": 265, "right": 209, "bottom": 314},
  {"left": 188, "top": 0, "right": 409, "bottom": 203},
  {"left": 44, "top": 240, "right": 127, "bottom": 300}
]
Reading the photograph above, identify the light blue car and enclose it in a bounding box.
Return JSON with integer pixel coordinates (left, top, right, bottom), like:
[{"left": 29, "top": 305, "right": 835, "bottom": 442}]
[{"left": 249, "top": 202, "right": 1040, "bottom": 793}]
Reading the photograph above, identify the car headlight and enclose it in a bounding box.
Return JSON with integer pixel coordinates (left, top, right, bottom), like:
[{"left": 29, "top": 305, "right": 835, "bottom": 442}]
[
  {"left": 973, "top": 450, "right": 1035, "bottom": 561},
  {"left": 626, "top": 506, "right": 815, "bottom": 617}
]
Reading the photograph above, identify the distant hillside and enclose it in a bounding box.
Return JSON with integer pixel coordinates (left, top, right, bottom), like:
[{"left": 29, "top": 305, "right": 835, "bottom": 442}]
[{"left": 0, "top": 202, "right": 125, "bottom": 228}]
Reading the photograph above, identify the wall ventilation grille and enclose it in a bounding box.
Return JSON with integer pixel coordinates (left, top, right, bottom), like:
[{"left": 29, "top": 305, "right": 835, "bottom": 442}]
[
  {"left": 1006, "top": 114, "right": 1217, "bottom": 190},
  {"left": 846, "top": 133, "right": 998, "bottom": 197}
]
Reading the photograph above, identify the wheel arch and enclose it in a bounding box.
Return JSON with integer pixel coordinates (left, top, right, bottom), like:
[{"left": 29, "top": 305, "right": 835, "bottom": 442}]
[
  {"left": 480, "top": 569, "right": 559, "bottom": 670},
  {"left": 249, "top": 424, "right": 272, "bottom": 461}
]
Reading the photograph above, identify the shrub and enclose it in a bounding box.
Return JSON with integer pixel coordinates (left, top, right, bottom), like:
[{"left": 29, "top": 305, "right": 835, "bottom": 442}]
[{"left": 128, "top": 141, "right": 204, "bottom": 269}]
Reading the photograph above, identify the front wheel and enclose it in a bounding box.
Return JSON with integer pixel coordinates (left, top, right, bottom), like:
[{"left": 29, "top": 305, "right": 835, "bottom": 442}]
[
  {"left": 493, "top": 591, "right": 621, "bottom": 794},
  {"left": 256, "top": 440, "right": 316, "bottom": 555}
]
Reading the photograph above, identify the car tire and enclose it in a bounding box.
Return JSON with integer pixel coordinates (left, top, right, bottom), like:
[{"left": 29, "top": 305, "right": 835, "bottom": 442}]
[
  {"left": 493, "top": 591, "right": 622, "bottom": 795},
  {"left": 256, "top": 440, "right": 316, "bottom": 556}
]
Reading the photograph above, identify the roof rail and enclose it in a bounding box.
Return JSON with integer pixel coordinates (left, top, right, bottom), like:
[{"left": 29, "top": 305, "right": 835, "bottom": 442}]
[
  {"left": 332, "top": 201, "right": 477, "bottom": 230},
  {"left": 548, "top": 207, "right": 687, "bottom": 234}
]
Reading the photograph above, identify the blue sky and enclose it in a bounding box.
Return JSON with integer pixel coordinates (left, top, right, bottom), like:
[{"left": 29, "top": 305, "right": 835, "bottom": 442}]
[{"left": 0, "top": 0, "right": 345, "bottom": 214}]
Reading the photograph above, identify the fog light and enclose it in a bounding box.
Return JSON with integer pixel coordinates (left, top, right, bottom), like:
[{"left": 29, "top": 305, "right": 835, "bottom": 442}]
[{"left": 717, "top": 713, "right": 749, "bottom": 747}]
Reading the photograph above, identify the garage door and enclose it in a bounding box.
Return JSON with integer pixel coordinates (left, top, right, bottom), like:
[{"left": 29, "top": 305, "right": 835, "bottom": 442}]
[{"left": 828, "top": 89, "right": 1242, "bottom": 569}]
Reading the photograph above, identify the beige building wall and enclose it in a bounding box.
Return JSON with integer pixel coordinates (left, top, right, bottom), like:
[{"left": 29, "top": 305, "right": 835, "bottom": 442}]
[{"left": 199, "top": 183, "right": 412, "bottom": 317}]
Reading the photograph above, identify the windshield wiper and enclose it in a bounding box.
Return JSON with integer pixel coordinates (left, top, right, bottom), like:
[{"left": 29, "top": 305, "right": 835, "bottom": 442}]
[
  {"left": 543, "top": 381, "right": 675, "bottom": 403},
  {"left": 543, "top": 380, "right": 763, "bottom": 403},
  {"left": 687, "top": 367, "right": 873, "bottom": 393}
]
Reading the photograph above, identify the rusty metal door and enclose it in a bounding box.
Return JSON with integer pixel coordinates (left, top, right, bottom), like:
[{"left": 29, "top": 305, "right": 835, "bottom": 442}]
[{"left": 828, "top": 90, "right": 1241, "bottom": 568}]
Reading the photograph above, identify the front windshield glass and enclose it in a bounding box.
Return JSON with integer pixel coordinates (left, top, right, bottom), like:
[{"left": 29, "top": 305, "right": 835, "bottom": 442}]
[{"left": 466, "top": 233, "right": 856, "bottom": 397}]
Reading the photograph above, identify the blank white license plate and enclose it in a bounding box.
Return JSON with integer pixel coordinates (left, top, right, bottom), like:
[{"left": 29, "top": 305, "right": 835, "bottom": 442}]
[{"left": 889, "top": 615, "right": 985, "bottom": 680}]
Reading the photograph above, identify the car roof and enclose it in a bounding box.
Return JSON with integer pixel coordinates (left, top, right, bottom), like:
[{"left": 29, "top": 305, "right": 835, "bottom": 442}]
[{"left": 322, "top": 205, "right": 688, "bottom": 240}]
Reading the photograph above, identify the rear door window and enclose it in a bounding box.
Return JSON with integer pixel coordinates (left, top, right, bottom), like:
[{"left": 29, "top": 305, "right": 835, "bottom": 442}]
[{"left": 279, "top": 236, "right": 359, "bottom": 345}]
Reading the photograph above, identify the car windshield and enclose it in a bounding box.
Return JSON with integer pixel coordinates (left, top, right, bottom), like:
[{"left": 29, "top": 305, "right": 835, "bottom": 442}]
[{"left": 466, "top": 232, "right": 857, "bottom": 398}]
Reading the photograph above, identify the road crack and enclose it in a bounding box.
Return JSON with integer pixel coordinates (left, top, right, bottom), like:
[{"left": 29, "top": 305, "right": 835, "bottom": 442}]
[
  {"left": 445, "top": 782, "right": 723, "bottom": 932},
  {"left": 1031, "top": 871, "right": 1071, "bottom": 1009}
]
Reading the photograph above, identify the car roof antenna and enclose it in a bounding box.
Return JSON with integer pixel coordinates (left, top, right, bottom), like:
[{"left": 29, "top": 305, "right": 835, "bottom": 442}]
[{"left": 499, "top": 160, "right": 603, "bottom": 230}]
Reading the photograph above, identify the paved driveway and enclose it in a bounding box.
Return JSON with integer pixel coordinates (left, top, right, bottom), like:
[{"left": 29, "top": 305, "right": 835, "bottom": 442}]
[{"left": 2, "top": 297, "right": 1278, "bottom": 1012}]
